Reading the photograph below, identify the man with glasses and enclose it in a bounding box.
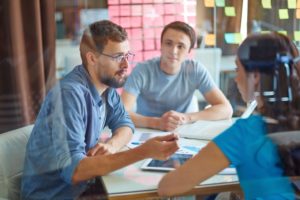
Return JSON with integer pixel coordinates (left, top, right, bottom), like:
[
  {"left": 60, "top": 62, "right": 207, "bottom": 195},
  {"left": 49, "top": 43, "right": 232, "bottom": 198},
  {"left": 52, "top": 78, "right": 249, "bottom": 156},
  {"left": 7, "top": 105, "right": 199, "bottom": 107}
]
[
  {"left": 21, "top": 20, "right": 179, "bottom": 199},
  {"left": 121, "top": 21, "right": 233, "bottom": 131}
]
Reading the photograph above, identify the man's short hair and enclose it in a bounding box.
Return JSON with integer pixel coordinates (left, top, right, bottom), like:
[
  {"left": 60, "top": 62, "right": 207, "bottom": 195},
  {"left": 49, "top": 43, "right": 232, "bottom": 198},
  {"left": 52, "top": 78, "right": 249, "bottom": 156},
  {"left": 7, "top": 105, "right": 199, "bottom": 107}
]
[
  {"left": 80, "top": 20, "right": 128, "bottom": 66},
  {"left": 160, "top": 21, "right": 196, "bottom": 51}
]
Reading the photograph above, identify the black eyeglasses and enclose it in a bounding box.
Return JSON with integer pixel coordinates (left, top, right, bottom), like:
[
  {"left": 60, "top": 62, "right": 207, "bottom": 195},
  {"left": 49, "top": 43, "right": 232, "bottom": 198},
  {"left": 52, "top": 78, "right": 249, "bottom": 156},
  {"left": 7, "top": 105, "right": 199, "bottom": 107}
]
[{"left": 99, "top": 52, "right": 135, "bottom": 63}]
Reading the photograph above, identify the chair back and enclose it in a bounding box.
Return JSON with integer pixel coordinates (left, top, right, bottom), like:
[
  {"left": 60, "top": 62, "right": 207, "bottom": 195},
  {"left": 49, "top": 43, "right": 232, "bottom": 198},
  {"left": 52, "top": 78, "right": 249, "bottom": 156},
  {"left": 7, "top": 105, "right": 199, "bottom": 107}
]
[{"left": 0, "top": 125, "right": 33, "bottom": 200}]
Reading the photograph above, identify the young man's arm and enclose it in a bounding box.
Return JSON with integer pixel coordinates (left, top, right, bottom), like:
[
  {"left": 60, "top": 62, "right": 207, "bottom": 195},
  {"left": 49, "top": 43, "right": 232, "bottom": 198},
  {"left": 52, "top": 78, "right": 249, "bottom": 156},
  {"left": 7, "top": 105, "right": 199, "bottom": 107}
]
[
  {"left": 162, "top": 88, "right": 233, "bottom": 128},
  {"left": 185, "top": 88, "right": 233, "bottom": 122},
  {"left": 72, "top": 133, "right": 179, "bottom": 184},
  {"left": 122, "top": 89, "right": 233, "bottom": 131}
]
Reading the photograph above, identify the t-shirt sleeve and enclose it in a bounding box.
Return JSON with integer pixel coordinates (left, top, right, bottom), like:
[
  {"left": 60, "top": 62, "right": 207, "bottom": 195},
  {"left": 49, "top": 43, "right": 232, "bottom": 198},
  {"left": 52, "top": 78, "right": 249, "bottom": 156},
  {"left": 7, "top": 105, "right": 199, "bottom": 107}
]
[
  {"left": 194, "top": 61, "right": 217, "bottom": 94},
  {"left": 123, "top": 63, "right": 145, "bottom": 96},
  {"left": 213, "top": 119, "right": 247, "bottom": 166}
]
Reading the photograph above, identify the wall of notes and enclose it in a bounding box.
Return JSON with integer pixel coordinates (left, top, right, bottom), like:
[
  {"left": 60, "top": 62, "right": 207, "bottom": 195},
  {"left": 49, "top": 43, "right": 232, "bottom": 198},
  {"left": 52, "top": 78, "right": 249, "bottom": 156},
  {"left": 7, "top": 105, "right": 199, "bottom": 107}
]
[
  {"left": 107, "top": 0, "right": 197, "bottom": 63},
  {"left": 200, "top": 0, "right": 300, "bottom": 54}
]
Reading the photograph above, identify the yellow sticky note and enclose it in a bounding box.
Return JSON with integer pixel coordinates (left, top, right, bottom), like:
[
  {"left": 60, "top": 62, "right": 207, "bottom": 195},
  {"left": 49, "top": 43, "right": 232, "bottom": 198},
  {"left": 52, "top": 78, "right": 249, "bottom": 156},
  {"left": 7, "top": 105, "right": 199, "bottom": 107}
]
[
  {"left": 297, "top": 0, "right": 300, "bottom": 8},
  {"left": 215, "top": 0, "right": 225, "bottom": 7},
  {"left": 279, "top": 9, "right": 289, "bottom": 19},
  {"left": 294, "top": 31, "right": 300, "bottom": 41},
  {"left": 288, "top": 0, "right": 296, "bottom": 9},
  {"left": 278, "top": 30, "right": 287, "bottom": 35},
  {"left": 260, "top": 31, "right": 271, "bottom": 34},
  {"left": 204, "top": 0, "right": 214, "bottom": 7},
  {"left": 261, "top": 0, "right": 272, "bottom": 9},
  {"left": 296, "top": 9, "right": 300, "bottom": 19},
  {"left": 225, "top": 7, "right": 236, "bottom": 17},
  {"left": 205, "top": 34, "right": 216, "bottom": 46}
]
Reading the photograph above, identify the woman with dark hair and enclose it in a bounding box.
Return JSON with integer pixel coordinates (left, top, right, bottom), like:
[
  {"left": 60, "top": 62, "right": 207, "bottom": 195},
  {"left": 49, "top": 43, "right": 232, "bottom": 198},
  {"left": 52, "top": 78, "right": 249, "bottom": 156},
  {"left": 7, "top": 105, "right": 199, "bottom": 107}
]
[{"left": 158, "top": 32, "right": 300, "bottom": 199}]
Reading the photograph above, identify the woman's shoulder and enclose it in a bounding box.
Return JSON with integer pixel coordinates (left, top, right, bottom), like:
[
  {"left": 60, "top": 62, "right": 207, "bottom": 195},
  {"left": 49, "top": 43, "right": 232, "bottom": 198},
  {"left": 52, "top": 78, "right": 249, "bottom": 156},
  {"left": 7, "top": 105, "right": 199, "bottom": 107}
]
[
  {"left": 235, "top": 115, "right": 264, "bottom": 125},
  {"left": 232, "top": 115, "right": 266, "bottom": 137}
]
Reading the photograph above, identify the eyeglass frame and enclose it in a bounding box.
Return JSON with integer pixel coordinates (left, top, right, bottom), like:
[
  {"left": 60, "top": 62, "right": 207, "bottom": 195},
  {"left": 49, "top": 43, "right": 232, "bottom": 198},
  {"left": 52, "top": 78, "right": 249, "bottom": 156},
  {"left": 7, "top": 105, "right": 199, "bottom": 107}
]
[{"left": 99, "top": 51, "right": 135, "bottom": 63}]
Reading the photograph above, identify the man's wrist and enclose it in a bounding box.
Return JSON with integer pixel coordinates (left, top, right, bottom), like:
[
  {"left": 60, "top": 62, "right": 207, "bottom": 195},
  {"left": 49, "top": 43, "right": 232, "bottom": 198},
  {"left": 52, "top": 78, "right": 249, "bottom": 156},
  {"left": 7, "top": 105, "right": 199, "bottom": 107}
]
[
  {"left": 134, "top": 144, "right": 149, "bottom": 160},
  {"left": 185, "top": 113, "right": 193, "bottom": 123},
  {"left": 149, "top": 117, "right": 160, "bottom": 129}
]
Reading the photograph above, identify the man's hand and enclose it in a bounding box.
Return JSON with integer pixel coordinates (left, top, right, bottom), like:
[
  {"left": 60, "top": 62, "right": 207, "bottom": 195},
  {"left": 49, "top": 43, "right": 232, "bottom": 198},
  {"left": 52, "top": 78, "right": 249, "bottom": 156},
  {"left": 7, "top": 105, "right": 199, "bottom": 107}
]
[
  {"left": 87, "top": 142, "right": 116, "bottom": 156},
  {"left": 139, "top": 133, "right": 179, "bottom": 160},
  {"left": 158, "top": 111, "right": 190, "bottom": 131}
]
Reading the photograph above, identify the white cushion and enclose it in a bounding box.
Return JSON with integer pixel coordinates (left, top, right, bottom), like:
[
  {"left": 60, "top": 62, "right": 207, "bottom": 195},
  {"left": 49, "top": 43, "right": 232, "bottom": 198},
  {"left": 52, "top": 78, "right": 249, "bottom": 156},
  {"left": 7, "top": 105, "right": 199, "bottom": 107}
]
[{"left": 0, "top": 125, "right": 33, "bottom": 200}]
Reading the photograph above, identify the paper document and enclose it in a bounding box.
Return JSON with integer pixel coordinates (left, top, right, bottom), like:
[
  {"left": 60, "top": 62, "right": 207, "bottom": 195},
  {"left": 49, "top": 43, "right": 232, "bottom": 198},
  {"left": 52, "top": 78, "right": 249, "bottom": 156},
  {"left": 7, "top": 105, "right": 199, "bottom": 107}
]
[{"left": 176, "top": 119, "right": 234, "bottom": 140}]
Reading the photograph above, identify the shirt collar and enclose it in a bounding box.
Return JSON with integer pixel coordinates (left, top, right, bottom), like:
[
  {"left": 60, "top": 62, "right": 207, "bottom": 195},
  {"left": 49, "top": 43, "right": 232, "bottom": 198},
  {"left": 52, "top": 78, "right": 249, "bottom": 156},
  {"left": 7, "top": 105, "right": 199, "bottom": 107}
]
[{"left": 78, "top": 65, "right": 101, "bottom": 106}]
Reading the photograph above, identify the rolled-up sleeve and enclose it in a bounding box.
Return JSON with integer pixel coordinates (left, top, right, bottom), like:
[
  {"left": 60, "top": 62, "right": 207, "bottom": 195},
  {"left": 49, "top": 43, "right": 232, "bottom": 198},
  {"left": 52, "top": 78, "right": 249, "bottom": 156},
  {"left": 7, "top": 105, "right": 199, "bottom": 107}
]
[
  {"left": 106, "top": 89, "right": 135, "bottom": 134},
  {"left": 51, "top": 87, "right": 88, "bottom": 184}
]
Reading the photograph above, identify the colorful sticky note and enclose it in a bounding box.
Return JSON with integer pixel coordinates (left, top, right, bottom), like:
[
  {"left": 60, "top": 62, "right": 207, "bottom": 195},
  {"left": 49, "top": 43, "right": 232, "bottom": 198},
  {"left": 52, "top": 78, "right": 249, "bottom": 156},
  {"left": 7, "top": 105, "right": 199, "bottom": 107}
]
[
  {"left": 297, "top": 0, "right": 300, "bottom": 8},
  {"left": 215, "top": 0, "right": 225, "bottom": 7},
  {"left": 260, "top": 31, "right": 271, "bottom": 34},
  {"left": 294, "top": 31, "right": 300, "bottom": 41},
  {"left": 108, "top": 6, "right": 119, "bottom": 17},
  {"left": 131, "top": 5, "right": 142, "bottom": 16},
  {"left": 261, "top": 0, "right": 272, "bottom": 9},
  {"left": 277, "top": 30, "right": 287, "bottom": 35},
  {"left": 225, "top": 7, "right": 236, "bottom": 16},
  {"left": 144, "top": 39, "right": 155, "bottom": 50},
  {"left": 224, "top": 33, "right": 242, "bottom": 44},
  {"left": 288, "top": 0, "right": 296, "bottom": 9},
  {"left": 279, "top": 9, "right": 289, "bottom": 19},
  {"left": 296, "top": 9, "right": 300, "bottom": 19},
  {"left": 107, "top": 0, "right": 119, "bottom": 5},
  {"left": 205, "top": 34, "right": 216, "bottom": 46},
  {"left": 204, "top": 0, "right": 214, "bottom": 7}
]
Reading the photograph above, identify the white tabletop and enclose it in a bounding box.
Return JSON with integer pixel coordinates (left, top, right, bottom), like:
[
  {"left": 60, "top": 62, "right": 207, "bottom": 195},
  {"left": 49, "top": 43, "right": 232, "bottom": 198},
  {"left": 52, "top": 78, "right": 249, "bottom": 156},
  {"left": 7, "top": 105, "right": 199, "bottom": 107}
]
[{"left": 101, "top": 120, "right": 240, "bottom": 199}]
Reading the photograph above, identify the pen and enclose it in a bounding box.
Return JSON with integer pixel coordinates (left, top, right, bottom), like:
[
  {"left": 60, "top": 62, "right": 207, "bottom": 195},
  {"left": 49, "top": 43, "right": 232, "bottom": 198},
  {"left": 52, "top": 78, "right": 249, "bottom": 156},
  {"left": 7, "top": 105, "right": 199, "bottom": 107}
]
[{"left": 131, "top": 142, "right": 141, "bottom": 145}]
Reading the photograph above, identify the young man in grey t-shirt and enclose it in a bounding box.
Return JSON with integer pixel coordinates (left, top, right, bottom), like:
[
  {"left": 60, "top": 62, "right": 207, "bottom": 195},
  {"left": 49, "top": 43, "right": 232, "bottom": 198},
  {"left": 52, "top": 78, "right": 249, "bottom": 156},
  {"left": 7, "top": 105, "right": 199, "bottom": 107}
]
[{"left": 121, "top": 21, "right": 232, "bottom": 131}]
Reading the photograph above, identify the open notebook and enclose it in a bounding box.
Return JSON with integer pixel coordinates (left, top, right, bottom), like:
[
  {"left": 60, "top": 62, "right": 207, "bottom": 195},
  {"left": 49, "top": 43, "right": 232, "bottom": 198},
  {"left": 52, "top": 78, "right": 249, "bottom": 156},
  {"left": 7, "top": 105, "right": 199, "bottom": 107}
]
[
  {"left": 176, "top": 100, "right": 257, "bottom": 140},
  {"left": 176, "top": 119, "right": 233, "bottom": 140}
]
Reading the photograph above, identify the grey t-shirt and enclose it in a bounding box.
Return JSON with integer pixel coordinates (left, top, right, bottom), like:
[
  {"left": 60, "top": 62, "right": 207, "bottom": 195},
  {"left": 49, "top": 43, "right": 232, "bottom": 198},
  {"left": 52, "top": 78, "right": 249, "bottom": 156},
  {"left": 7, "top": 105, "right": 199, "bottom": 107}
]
[{"left": 124, "top": 57, "right": 216, "bottom": 117}]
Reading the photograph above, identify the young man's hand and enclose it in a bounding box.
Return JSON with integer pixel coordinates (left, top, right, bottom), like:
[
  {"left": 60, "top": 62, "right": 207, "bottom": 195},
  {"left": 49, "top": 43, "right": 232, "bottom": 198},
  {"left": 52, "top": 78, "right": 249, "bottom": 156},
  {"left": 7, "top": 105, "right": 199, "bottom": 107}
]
[
  {"left": 158, "top": 111, "right": 190, "bottom": 131},
  {"left": 139, "top": 133, "right": 179, "bottom": 160}
]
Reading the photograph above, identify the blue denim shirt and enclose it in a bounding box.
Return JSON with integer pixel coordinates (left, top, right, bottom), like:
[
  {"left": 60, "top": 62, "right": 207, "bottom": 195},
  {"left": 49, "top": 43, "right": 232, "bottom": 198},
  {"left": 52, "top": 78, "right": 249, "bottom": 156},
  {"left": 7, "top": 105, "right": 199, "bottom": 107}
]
[{"left": 21, "top": 65, "right": 134, "bottom": 200}]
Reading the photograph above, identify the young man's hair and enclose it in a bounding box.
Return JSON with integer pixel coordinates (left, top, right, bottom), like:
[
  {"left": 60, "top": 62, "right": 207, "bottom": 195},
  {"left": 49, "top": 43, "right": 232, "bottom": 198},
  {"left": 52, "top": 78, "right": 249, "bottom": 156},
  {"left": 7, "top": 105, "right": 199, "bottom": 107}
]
[
  {"left": 160, "top": 21, "right": 196, "bottom": 51},
  {"left": 80, "top": 20, "right": 128, "bottom": 66}
]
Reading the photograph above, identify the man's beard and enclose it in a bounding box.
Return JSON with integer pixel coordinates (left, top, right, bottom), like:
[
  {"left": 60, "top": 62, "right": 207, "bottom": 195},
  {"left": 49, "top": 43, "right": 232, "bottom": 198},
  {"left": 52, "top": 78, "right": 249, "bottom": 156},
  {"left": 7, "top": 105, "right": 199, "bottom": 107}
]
[{"left": 101, "top": 75, "right": 127, "bottom": 88}]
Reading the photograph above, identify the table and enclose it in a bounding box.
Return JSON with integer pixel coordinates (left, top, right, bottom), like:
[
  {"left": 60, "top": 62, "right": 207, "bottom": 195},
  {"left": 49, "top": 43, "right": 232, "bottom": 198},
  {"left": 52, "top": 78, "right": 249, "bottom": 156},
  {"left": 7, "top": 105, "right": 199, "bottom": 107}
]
[
  {"left": 99, "top": 122, "right": 241, "bottom": 200},
  {"left": 102, "top": 161, "right": 240, "bottom": 200}
]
